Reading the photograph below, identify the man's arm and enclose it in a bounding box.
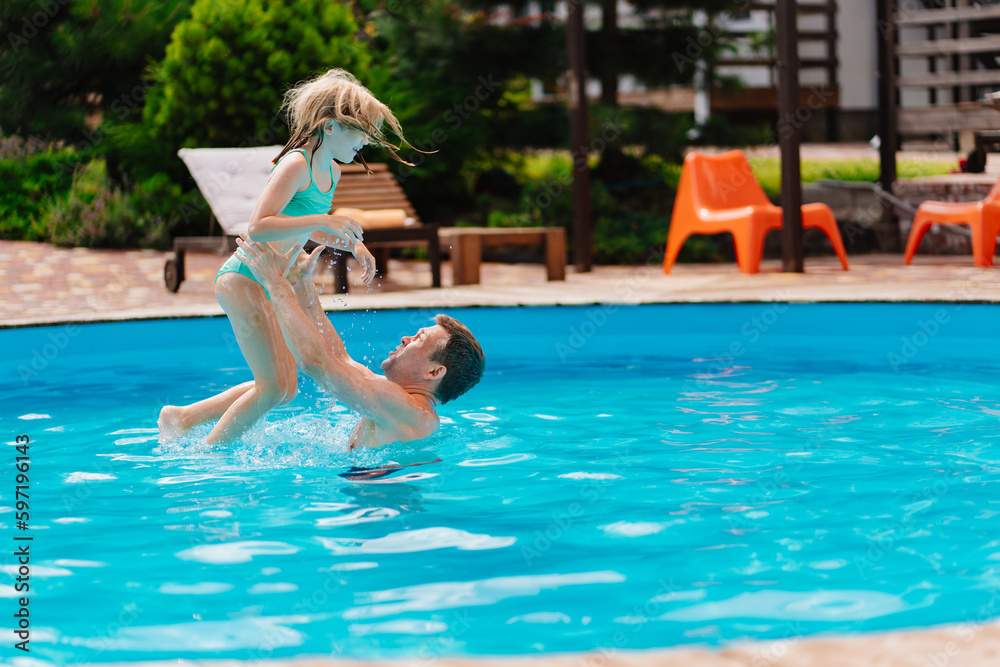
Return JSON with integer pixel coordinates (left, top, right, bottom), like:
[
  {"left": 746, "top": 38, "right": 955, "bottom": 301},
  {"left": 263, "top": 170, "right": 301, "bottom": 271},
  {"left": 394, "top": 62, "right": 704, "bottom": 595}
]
[
  {"left": 270, "top": 279, "right": 426, "bottom": 428},
  {"left": 284, "top": 246, "right": 368, "bottom": 366},
  {"left": 235, "top": 239, "right": 425, "bottom": 427},
  {"left": 287, "top": 249, "right": 356, "bottom": 361}
]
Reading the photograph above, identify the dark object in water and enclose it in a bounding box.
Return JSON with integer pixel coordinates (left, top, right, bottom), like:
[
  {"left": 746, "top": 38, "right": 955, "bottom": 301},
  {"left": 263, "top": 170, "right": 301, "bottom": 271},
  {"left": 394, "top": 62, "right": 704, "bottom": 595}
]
[{"left": 340, "top": 458, "right": 442, "bottom": 481}]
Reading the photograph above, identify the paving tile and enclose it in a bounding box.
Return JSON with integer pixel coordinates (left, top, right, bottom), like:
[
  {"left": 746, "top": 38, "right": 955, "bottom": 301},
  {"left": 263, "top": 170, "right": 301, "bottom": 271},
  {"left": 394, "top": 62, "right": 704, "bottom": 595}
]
[{"left": 7, "top": 240, "right": 1000, "bottom": 327}]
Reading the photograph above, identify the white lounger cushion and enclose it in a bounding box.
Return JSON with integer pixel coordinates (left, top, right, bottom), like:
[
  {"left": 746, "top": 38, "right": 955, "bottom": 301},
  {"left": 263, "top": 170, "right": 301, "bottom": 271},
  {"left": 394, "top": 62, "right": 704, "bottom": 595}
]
[{"left": 177, "top": 146, "right": 285, "bottom": 236}]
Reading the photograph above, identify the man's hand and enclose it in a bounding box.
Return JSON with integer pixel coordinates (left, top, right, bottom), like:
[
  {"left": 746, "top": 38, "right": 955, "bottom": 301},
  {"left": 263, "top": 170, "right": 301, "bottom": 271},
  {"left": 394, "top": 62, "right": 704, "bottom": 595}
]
[
  {"left": 352, "top": 242, "right": 377, "bottom": 285},
  {"left": 287, "top": 245, "right": 325, "bottom": 289},
  {"left": 234, "top": 236, "right": 300, "bottom": 289}
]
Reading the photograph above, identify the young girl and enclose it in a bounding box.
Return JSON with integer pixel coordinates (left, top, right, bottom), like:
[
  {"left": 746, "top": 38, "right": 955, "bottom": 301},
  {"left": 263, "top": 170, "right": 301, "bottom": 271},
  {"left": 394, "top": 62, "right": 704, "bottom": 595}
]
[{"left": 159, "top": 69, "right": 412, "bottom": 444}]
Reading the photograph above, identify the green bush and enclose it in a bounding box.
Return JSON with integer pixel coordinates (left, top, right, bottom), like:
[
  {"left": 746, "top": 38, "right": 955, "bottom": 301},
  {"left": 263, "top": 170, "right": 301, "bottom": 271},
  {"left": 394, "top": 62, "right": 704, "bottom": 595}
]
[
  {"left": 144, "top": 0, "right": 369, "bottom": 152},
  {"left": 591, "top": 106, "right": 693, "bottom": 164},
  {"left": 690, "top": 115, "right": 775, "bottom": 150},
  {"left": 0, "top": 139, "right": 87, "bottom": 241},
  {"left": 44, "top": 160, "right": 185, "bottom": 250},
  {"left": 591, "top": 207, "right": 668, "bottom": 264},
  {"left": 464, "top": 149, "right": 710, "bottom": 265}
]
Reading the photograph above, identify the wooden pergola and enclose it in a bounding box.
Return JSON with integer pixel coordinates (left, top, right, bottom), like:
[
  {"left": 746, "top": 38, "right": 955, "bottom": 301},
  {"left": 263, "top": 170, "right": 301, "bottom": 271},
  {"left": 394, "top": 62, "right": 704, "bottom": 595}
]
[
  {"left": 776, "top": 0, "right": 805, "bottom": 272},
  {"left": 774, "top": 0, "right": 901, "bottom": 267},
  {"left": 568, "top": 0, "right": 591, "bottom": 273},
  {"left": 569, "top": 0, "right": 945, "bottom": 270},
  {"left": 878, "top": 0, "right": 899, "bottom": 252},
  {"left": 568, "top": 0, "right": 815, "bottom": 272}
]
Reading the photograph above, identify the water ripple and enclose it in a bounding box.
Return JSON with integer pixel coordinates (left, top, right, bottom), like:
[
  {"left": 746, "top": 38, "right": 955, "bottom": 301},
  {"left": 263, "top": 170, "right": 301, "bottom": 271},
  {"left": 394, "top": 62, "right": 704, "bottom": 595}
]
[
  {"left": 345, "top": 571, "right": 624, "bottom": 620},
  {"left": 317, "top": 528, "right": 515, "bottom": 555},
  {"left": 175, "top": 541, "right": 301, "bottom": 564},
  {"left": 660, "top": 590, "right": 906, "bottom": 622}
]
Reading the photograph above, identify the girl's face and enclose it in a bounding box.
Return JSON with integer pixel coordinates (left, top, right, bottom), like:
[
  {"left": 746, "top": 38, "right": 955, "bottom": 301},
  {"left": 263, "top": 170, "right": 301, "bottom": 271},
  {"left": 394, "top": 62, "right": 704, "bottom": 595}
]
[{"left": 324, "top": 121, "right": 369, "bottom": 163}]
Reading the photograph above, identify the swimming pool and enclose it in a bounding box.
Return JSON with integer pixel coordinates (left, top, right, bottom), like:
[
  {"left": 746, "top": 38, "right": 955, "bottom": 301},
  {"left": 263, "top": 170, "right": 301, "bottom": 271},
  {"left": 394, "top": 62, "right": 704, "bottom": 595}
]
[{"left": 3, "top": 303, "right": 1000, "bottom": 664}]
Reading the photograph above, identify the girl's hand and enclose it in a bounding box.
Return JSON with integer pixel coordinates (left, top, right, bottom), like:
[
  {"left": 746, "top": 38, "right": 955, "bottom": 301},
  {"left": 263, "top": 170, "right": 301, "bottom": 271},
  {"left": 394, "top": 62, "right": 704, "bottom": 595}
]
[
  {"left": 323, "top": 215, "right": 364, "bottom": 246},
  {"left": 352, "top": 242, "right": 377, "bottom": 285}
]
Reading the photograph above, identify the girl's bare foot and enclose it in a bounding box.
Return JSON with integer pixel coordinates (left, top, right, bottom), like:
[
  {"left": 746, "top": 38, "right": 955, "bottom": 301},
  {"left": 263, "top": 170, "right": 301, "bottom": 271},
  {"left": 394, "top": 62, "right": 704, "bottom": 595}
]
[{"left": 157, "top": 406, "right": 189, "bottom": 443}]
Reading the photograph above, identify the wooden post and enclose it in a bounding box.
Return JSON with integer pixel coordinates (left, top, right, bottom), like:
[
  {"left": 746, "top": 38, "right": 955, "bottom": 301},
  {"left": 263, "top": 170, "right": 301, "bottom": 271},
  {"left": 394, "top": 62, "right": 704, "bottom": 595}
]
[
  {"left": 877, "top": 0, "right": 900, "bottom": 252},
  {"left": 825, "top": 1, "right": 840, "bottom": 142},
  {"left": 568, "top": 0, "right": 592, "bottom": 272},
  {"left": 600, "top": 0, "right": 618, "bottom": 107},
  {"left": 776, "top": 0, "right": 804, "bottom": 273},
  {"left": 954, "top": 0, "right": 971, "bottom": 105}
]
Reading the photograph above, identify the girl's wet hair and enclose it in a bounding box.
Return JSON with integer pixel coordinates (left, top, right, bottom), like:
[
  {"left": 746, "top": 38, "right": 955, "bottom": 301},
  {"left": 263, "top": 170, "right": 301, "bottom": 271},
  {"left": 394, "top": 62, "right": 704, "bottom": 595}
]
[{"left": 273, "top": 69, "right": 413, "bottom": 172}]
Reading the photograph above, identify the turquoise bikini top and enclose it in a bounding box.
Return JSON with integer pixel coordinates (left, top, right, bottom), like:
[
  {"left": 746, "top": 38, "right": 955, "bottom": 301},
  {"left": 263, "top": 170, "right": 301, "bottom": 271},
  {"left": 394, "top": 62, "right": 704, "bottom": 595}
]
[{"left": 273, "top": 148, "right": 336, "bottom": 217}]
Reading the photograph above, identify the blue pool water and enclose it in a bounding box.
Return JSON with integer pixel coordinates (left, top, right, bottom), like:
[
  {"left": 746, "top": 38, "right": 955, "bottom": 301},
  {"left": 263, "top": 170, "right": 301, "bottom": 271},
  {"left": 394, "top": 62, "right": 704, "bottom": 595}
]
[{"left": 3, "top": 303, "right": 1000, "bottom": 664}]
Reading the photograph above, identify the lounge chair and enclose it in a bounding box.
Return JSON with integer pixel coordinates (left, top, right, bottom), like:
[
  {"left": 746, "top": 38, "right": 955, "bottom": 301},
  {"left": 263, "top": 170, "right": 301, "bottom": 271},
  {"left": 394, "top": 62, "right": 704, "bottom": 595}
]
[
  {"left": 903, "top": 179, "right": 1000, "bottom": 267},
  {"left": 167, "top": 146, "right": 441, "bottom": 292},
  {"left": 663, "top": 150, "right": 849, "bottom": 274}
]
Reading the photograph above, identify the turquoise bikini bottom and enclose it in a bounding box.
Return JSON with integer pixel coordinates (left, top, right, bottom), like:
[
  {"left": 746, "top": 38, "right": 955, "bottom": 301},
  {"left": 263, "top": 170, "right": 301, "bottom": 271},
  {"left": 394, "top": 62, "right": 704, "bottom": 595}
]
[{"left": 215, "top": 253, "right": 271, "bottom": 300}]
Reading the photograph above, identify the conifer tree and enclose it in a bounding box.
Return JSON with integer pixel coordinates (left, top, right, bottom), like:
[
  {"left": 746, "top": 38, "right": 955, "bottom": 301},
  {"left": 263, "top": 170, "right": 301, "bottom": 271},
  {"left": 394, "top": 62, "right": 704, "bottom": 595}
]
[{"left": 0, "top": 0, "right": 191, "bottom": 140}]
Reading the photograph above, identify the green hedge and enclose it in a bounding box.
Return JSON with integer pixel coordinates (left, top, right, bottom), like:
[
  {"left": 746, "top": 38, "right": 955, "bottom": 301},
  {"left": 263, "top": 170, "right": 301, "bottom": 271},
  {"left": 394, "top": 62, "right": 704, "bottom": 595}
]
[
  {"left": 0, "top": 146, "right": 86, "bottom": 241},
  {"left": 44, "top": 161, "right": 185, "bottom": 250},
  {"left": 461, "top": 150, "right": 723, "bottom": 265},
  {"left": 0, "top": 140, "right": 202, "bottom": 249}
]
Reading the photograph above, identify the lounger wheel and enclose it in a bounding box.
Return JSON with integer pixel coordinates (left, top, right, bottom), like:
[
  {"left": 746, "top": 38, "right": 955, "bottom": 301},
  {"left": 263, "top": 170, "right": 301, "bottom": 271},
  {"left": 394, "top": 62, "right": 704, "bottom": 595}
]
[{"left": 164, "top": 259, "right": 182, "bottom": 293}]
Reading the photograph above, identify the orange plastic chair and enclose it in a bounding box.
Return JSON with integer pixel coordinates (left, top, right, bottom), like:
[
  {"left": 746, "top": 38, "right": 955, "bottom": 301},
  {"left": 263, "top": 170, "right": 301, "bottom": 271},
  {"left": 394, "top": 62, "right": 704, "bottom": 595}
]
[
  {"left": 663, "top": 150, "right": 849, "bottom": 274},
  {"left": 903, "top": 179, "right": 1000, "bottom": 267}
]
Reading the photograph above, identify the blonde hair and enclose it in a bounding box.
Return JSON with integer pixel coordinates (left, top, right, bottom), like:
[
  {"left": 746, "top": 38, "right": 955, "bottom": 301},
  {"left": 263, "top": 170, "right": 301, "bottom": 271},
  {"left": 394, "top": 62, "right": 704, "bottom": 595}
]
[{"left": 274, "top": 69, "right": 412, "bottom": 171}]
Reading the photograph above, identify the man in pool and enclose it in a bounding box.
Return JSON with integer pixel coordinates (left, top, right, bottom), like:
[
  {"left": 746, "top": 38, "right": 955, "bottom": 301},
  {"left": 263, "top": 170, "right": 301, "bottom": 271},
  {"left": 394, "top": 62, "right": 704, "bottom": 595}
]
[{"left": 158, "top": 237, "right": 485, "bottom": 448}]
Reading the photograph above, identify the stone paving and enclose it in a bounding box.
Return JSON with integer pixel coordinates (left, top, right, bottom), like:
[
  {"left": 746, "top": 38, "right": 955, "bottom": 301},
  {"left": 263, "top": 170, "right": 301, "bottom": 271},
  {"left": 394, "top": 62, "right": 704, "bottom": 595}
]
[
  {"left": 6, "top": 238, "right": 1000, "bottom": 665},
  {"left": 4, "top": 240, "right": 1000, "bottom": 327},
  {"left": 91, "top": 616, "right": 1000, "bottom": 666}
]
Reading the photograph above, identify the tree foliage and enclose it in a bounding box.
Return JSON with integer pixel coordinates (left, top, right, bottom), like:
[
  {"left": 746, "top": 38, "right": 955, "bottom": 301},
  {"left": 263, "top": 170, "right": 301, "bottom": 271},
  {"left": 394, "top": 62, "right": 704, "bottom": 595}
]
[
  {"left": 359, "top": 0, "right": 566, "bottom": 218},
  {"left": 0, "top": 0, "right": 190, "bottom": 140},
  {"left": 143, "top": 0, "right": 369, "bottom": 149},
  {"left": 353, "top": 0, "right": 740, "bottom": 220}
]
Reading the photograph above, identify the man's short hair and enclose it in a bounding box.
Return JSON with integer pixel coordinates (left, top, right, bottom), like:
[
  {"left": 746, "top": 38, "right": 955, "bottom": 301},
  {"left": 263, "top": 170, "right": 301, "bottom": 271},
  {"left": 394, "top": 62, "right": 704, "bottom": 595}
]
[{"left": 432, "top": 314, "right": 485, "bottom": 403}]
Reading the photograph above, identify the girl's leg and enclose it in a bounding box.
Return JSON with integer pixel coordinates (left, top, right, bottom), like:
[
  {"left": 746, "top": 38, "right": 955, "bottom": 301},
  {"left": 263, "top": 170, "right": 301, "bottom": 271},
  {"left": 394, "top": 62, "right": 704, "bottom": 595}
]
[
  {"left": 204, "top": 273, "right": 298, "bottom": 444},
  {"left": 158, "top": 274, "right": 300, "bottom": 444},
  {"left": 158, "top": 381, "right": 254, "bottom": 441}
]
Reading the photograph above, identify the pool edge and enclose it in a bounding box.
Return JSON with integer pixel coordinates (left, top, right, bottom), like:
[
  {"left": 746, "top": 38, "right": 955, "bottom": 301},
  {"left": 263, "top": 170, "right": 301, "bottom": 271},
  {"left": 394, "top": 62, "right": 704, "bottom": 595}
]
[
  {"left": 5, "top": 295, "right": 1000, "bottom": 330},
  {"left": 85, "top": 617, "right": 1000, "bottom": 666}
]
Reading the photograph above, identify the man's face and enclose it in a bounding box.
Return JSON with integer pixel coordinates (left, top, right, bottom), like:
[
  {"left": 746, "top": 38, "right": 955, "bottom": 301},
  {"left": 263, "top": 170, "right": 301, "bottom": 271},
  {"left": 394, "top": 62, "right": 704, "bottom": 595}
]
[{"left": 381, "top": 324, "right": 449, "bottom": 383}]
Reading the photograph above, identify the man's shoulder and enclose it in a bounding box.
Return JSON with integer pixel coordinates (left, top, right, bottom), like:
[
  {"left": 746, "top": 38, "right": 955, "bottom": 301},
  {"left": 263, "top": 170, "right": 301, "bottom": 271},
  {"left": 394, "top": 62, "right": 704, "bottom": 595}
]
[
  {"left": 359, "top": 397, "right": 437, "bottom": 447},
  {"left": 395, "top": 390, "right": 440, "bottom": 439}
]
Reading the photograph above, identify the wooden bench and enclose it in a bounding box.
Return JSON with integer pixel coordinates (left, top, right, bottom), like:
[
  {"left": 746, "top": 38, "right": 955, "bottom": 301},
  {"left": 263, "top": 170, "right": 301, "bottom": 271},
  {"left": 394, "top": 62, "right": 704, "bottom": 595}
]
[
  {"left": 439, "top": 227, "right": 566, "bottom": 285},
  {"left": 324, "top": 163, "right": 441, "bottom": 293}
]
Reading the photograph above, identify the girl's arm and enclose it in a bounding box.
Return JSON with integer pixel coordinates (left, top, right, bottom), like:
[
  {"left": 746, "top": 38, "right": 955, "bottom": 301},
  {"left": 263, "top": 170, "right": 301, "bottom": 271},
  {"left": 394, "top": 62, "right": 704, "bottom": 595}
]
[
  {"left": 308, "top": 233, "right": 377, "bottom": 285},
  {"left": 247, "top": 154, "right": 363, "bottom": 244},
  {"left": 310, "top": 230, "right": 355, "bottom": 250}
]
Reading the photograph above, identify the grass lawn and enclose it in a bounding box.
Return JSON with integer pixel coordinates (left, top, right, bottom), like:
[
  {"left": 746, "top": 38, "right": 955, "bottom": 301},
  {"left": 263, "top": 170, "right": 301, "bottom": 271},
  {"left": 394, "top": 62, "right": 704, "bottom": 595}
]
[
  {"left": 747, "top": 157, "right": 958, "bottom": 198},
  {"left": 476, "top": 151, "right": 960, "bottom": 201}
]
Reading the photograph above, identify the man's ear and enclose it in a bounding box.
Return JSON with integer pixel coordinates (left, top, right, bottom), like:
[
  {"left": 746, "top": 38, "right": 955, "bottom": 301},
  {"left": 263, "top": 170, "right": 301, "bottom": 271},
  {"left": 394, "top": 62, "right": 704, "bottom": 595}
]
[{"left": 425, "top": 364, "right": 446, "bottom": 381}]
